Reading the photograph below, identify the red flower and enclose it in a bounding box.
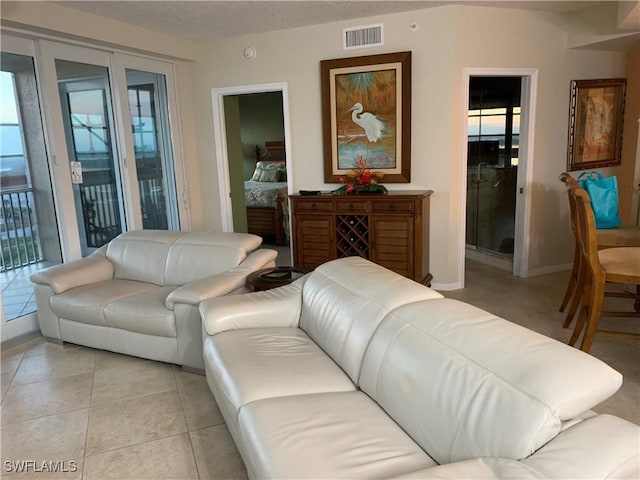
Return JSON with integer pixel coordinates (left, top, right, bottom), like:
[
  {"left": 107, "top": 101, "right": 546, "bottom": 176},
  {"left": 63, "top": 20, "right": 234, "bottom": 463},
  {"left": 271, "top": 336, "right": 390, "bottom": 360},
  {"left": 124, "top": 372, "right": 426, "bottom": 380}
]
[
  {"left": 360, "top": 171, "right": 373, "bottom": 185},
  {"left": 334, "top": 156, "right": 386, "bottom": 194}
]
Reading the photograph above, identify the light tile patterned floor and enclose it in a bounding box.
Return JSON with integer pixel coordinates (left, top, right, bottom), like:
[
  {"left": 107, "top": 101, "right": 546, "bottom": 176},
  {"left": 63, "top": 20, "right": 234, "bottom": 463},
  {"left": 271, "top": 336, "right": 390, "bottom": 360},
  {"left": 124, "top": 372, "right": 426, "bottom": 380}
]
[
  {"left": 1, "top": 263, "right": 54, "bottom": 321},
  {"left": 0, "top": 259, "right": 638, "bottom": 479},
  {"left": 0, "top": 338, "right": 247, "bottom": 480}
]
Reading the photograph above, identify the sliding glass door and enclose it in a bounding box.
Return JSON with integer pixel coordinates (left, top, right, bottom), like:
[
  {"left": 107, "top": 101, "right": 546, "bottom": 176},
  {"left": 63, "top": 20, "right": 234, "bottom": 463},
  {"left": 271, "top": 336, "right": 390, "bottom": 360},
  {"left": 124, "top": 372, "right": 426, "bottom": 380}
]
[
  {"left": 122, "top": 66, "right": 180, "bottom": 231},
  {"left": 39, "top": 42, "right": 184, "bottom": 259},
  {"left": 1, "top": 35, "right": 62, "bottom": 338},
  {"left": 0, "top": 37, "right": 186, "bottom": 341},
  {"left": 56, "top": 60, "right": 126, "bottom": 255}
]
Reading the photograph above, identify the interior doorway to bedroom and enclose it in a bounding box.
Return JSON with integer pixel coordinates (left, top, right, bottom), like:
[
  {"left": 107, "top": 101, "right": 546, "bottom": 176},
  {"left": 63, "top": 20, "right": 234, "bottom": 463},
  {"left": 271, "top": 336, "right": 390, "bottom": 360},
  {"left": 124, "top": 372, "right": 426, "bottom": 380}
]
[
  {"left": 213, "top": 83, "right": 292, "bottom": 266},
  {"left": 224, "top": 91, "right": 285, "bottom": 235}
]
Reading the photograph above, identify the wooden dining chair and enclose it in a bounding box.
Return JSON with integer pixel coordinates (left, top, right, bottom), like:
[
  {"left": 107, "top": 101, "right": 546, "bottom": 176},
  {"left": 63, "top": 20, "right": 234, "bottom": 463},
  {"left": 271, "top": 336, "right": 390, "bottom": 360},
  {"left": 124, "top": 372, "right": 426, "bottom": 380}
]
[
  {"left": 559, "top": 173, "right": 582, "bottom": 327},
  {"left": 569, "top": 186, "right": 640, "bottom": 352}
]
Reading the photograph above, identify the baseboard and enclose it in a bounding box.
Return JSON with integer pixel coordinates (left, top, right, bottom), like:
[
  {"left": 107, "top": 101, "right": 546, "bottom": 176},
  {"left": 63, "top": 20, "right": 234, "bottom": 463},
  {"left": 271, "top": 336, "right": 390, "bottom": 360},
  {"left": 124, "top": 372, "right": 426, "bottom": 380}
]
[
  {"left": 432, "top": 262, "right": 572, "bottom": 290},
  {"left": 526, "top": 262, "right": 573, "bottom": 277},
  {"left": 465, "top": 249, "right": 513, "bottom": 272},
  {"left": 431, "top": 282, "right": 463, "bottom": 292},
  {"left": 1, "top": 329, "right": 41, "bottom": 351}
]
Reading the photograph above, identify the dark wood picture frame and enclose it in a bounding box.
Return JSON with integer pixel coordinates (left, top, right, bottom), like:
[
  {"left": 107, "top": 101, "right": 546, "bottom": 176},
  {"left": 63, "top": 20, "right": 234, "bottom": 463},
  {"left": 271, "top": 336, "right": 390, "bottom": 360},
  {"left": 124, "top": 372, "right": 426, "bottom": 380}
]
[
  {"left": 321, "top": 51, "right": 411, "bottom": 183},
  {"left": 567, "top": 78, "right": 626, "bottom": 171}
]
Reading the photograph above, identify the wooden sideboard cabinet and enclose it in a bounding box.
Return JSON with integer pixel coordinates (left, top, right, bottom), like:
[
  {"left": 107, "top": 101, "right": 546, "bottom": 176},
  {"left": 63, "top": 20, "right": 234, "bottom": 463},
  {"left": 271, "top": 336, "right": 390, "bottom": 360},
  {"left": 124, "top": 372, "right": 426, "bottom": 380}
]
[{"left": 289, "top": 190, "right": 433, "bottom": 284}]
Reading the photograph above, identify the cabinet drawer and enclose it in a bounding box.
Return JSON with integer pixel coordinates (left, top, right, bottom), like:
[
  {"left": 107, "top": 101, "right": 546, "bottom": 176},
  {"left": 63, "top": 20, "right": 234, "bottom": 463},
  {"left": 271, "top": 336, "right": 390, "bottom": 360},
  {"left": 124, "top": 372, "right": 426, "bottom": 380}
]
[
  {"left": 335, "top": 199, "right": 369, "bottom": 213},
  {"left": 293, "top": 200, "right": 333, "bottom": 213},
  {"left": 371, "top": 200, "right": 414, "bottom": 214}
]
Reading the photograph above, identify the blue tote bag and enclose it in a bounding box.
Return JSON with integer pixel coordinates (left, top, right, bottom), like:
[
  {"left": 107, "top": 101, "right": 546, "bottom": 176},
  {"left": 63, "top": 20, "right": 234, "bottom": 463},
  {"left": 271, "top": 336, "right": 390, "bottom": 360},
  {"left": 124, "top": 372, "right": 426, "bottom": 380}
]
[{"left": 577, "top": 172, "right": 622, "bottom": 229}]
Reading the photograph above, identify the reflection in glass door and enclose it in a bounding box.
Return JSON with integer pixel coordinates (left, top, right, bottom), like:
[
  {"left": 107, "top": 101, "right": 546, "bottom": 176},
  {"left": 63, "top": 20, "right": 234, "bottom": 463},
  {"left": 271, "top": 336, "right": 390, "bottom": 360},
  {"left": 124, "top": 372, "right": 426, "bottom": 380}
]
[
  {"left": 126, "top": 69, "right": 179, "bottom": 230},
  {"left": 56, "top": 60, "right": 125, "bottom": 255}
]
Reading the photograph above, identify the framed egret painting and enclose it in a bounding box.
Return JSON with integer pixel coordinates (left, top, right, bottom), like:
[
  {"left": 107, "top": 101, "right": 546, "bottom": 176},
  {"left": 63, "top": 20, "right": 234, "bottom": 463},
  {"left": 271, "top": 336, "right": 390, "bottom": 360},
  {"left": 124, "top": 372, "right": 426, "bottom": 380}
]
[{"left": 321, "top": 51, "right": 411, "bottom": 183}]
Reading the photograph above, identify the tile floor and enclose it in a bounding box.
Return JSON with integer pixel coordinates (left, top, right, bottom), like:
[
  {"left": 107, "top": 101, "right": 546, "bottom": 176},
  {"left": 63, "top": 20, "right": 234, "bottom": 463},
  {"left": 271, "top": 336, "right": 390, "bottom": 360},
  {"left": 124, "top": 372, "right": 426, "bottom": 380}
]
[
  {"left": 0, "top": 258, "right": 638, "bottom": 479},
  {"left": 1, "top": 339, "right": 247, "bottom": 479},
  {"left": 1, "top": 263, "right": 54, "bottom": 321}
]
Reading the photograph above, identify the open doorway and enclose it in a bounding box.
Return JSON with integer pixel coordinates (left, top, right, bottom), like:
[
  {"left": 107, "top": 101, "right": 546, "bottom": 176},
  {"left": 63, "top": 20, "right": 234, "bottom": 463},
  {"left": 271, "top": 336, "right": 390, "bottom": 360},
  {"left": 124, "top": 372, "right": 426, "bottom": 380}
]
[
  {"left": 466, "top": 76, "right": 521, "bottom": 269},
  {"left": 459, "top": 68, "right": 538, "bottom": 286},
  {"left": 212, "top": 83, "right": 292, "bottom": 265}
]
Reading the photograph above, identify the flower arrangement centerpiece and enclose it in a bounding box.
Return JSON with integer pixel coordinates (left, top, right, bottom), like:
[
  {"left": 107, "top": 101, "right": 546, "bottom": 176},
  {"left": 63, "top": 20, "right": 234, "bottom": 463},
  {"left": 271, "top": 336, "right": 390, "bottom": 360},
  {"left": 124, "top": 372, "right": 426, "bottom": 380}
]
[{"left": 331, "top": 156, "right": 388, "bottom": 195}]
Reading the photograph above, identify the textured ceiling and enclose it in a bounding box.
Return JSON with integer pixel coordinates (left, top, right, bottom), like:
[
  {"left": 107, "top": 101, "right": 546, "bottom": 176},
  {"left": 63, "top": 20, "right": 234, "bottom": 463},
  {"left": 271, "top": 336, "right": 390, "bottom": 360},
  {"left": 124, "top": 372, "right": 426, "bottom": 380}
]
[{"left": 53, "top": 1, "right": 602, "bottom": 40}]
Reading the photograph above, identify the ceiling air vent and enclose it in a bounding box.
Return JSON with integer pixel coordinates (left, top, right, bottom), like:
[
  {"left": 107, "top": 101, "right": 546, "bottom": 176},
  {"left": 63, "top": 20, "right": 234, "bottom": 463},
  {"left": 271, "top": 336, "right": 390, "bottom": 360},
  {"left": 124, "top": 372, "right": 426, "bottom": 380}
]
[{"left": 343, "top": 23, "right": 384, "bottom": 50}]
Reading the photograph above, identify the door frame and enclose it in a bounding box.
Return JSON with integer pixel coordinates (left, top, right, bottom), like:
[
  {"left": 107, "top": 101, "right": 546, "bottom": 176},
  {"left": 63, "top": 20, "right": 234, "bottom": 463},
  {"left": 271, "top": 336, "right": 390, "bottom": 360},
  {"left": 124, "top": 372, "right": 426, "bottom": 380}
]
[
  {"left": 211, "top": 82, "right": 292, "bottom": 232},
  {"left": 459, "top": 67, "right": 538, "bottom": 286}
]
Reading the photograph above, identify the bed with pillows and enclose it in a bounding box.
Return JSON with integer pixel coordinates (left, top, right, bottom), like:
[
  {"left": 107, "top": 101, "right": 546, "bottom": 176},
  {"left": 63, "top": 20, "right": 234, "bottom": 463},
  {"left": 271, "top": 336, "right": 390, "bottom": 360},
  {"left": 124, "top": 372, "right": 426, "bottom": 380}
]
[{"left": 245, "top": 142, "right": 288, "bottom": 245}]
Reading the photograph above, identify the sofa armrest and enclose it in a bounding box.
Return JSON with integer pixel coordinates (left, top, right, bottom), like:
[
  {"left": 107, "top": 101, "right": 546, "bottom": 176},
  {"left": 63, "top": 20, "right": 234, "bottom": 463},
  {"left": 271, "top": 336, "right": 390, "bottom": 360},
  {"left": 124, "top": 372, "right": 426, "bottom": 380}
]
[
  {"left": 30, "top": 252, "right": 114, "bottom": 294},
  {"left": 166, "top": 248, "right": 278, "bottom": 308},
  {"left": 521, "top": 414, "right": 639, "bottom": 479},
  {"left": 200, "top": 276, "right": 307, "bottom": 336},
  {"left": 237, "top": 247, "right": 279, "bottom": 272},
  {"left": 391, "top": 414, "right": 639, "bottom": 480}
]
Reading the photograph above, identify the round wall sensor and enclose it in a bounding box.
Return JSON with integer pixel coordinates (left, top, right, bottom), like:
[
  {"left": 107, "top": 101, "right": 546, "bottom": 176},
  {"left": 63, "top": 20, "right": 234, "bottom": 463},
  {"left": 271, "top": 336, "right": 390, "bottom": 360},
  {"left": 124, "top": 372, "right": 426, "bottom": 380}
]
[{"left": 243, "top": 47, "right": 257, "bottom": 60}]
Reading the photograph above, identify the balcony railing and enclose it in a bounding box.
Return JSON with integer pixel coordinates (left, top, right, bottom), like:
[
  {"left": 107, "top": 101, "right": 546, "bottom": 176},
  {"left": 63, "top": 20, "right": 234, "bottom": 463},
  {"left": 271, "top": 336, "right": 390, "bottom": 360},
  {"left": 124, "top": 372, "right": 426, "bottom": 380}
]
[
  {"left": 80, "top": 169, "right": 168, "bottom": 248},
  {"left": 1, "top": 188, "right": 42, "bottom": 272},
  {"left": 1, "top": 168, "right": 168, "bottom": 272}
]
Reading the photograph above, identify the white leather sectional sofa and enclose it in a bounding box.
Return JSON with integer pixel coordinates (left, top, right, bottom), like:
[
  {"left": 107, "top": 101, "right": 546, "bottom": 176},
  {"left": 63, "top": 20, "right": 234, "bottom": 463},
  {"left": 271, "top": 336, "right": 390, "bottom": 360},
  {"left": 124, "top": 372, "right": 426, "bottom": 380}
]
[
  {"left": 31, "top": 230, "right": 276, "bottom": 371},
  {"left": 200, "top": 257, "right": 639, "bottom": 479}
]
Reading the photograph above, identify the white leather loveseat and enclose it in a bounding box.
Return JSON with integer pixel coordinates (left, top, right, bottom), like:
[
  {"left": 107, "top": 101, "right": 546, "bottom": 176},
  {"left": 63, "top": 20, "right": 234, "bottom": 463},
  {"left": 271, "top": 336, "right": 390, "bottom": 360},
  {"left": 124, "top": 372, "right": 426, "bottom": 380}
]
[
  {"left": 200, "top": 257, "right": 639, "bottom": 479},
  {"left": 31, "top": 230, "right": 276, "bottom": 371}
]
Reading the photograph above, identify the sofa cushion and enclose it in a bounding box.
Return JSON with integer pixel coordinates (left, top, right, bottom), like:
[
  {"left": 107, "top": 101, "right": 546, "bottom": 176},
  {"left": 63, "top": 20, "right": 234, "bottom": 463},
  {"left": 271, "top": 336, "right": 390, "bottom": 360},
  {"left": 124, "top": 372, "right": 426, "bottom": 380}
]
[
  {"left": 164, "top": 232, "right": 262, "bottom": 285},
  {"left": 50, "top": 279, "right": 157, "bottom": 326},
  {"left": 238, "top": 391, "right": 438, "bottom": 479},
  {"left": 104, "top": 285, "right": 177, "bottom": 337},
  {"left": 203, "top": 328, "right": 355, "bottom": 416},
  {"left": 299, "top": 257, "right": 443, "bottom": 384},
  {"left": 358, "top": 298, "right": 624, "bottom": 464},
  {"left": 106, "top": 230, "right": 184, "bottom": 285}
]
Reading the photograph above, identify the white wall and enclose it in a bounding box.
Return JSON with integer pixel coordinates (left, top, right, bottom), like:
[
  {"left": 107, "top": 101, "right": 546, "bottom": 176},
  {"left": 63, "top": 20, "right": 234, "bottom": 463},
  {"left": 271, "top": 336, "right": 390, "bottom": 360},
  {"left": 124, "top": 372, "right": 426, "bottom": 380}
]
[{"left": 192, "top": 5, "right": 625, "bottom": 286}]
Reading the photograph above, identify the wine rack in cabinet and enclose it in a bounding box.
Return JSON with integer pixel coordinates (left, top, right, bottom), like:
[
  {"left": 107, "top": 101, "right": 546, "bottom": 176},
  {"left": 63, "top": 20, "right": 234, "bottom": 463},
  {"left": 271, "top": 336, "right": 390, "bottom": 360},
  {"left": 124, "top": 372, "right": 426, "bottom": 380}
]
[
  {"left": 336, "top": 215, "right": 369, "bottom": 258},
  {"left": 289, "top": 190, "right": 433, "bottom": 284}
]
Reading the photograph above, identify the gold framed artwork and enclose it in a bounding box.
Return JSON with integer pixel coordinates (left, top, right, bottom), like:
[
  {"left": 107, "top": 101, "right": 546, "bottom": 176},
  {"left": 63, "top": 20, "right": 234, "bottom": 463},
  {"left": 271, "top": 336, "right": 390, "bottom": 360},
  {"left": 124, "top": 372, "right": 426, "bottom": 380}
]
[
  {"left": 567, "top": 78, "right": 626, "bottom": 171},
  {"left": 321, "top": 51, "right": 411, "bottom": 183}
]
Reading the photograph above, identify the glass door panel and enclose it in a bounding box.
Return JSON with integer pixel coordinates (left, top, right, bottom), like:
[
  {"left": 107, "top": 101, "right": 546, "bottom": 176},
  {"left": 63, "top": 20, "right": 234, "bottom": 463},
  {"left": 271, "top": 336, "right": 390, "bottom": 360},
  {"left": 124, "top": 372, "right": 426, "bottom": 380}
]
[
  {"left": 55, "top": 59, "right": 125, "bottom": 255},
  {"left": 466, "top": 76, "right": 520, "bottom": 259},
  {"left": 126, "top": 69, "right": 178, "bottom": 230},
  {"left": 1, "top": 39, "right": 62, "bottom": 336}
]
